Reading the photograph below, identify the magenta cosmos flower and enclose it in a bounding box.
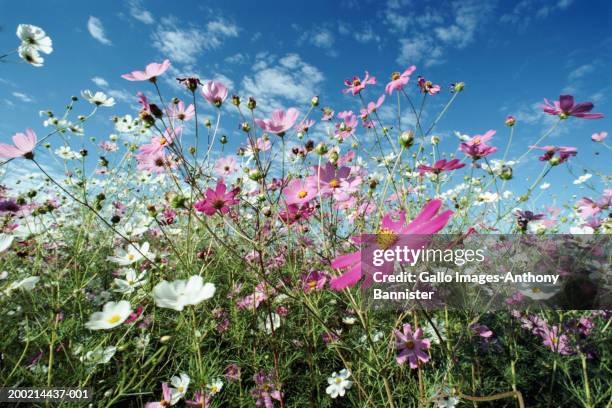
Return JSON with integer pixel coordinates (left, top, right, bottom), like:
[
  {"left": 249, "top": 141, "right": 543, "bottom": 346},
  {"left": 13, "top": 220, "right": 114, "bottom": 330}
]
[
  {"left": 283, "top": 178, "right": 317, "bottom": 206},
  {"left": 201, "top": 80, "right": 229, "bottom": 107},
  {"left": 194, "top": 181, "right": 240, "bottom": 216},
  {"left": 417, "top": 76, "right": 440, "bottom": 95},
  {"left": 542, "top": 95, "right": 603, "bottom": 119},
  {"left": 145, "top": 382, "right": 172, "bottom": 408},
  {"left": 385, "top": 65, "right": 416, "bottom": 95},
  {"left": 255, "top": 108, "right": 300, "bottom": 135},
  {"left": 0, "top": 128, "right": 37, "bottom": 159},
  {"left": 531, "top": 145, "right": 577, "bottom": 164},
  {"left": 394, "top": 323, "right": 431, "bottom": 368},
  {"left": 330, "top": 199, "right": 453, "bottom": 290},
  {"left": 459, "top": 130, "right": 498, "bottom": 160},
  {"left": 186, "top": 391, "right": 211, "bottom": 408},
  {"left": 417, "top": 159, "right": 465, "bottom": 175},
  {"left": 122, "top": 59, "right": 171, "bottom": 82},
  {"left": 343, "top": 71, "right": 376, "bottom": 95}
]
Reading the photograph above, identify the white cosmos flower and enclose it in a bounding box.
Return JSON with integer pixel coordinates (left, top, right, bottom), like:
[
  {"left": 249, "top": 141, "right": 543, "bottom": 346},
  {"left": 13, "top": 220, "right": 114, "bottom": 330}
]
[
  {"left": 18, "top": 46, "right": 44, "bottom": 67},
  {"left": 81, "top": 90, "right": 115, "bottom": 107},
  {"left": 517, "top": 281, "right": 560, "bottom": 300},
  {"left": 573, "top": 173, "right": 592, "bottom": 185},
  {"left": 80, "top": 346, "right": 116, "bottom": 365},
  {"left": 55, "top": 146, "right": 80, "bottom": 160},
  {"left": 107, "top": 242, "right": 153, "bottom": 265},
  {"left": 326, "top": 369, "right": 353, "bottom": 399},
  {"left": 0, "top": 234, "right": 14, "bottom": 252},
  {"left": 4, "top": 276, "right": 40, "bottom": 296},
  {"left": 206, "top": 378, "right": 223, "bottom": 396},
  {"left": 85, "top": 300, "right": 132, "bottom": 330},
  {"left": 152, "top": 275, "right": 216, "bottom": 311},
  {"left": 113, "top": 269, "right": 147, "bottom": 294},
  {"left": 16, "top": 24, "right": 53, "bottom": 54},
  {"left": 170, "top": 372, "right": 190, "bottom": 404},
  {"left": 258, "top": 312, "right": 281, "bottom": 334}
]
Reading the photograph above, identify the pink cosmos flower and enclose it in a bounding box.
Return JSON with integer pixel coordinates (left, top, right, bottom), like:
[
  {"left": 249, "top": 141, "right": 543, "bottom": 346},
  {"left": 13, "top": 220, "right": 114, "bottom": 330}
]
[
  {"left": 122, "top": 59, "right": 171, "bottom": 82},
  {"left": 417, "top": 76, "right": 441, "bottom": 95},
  {"left": 470, "top": 323, "right": 493, "bottom": 338},
  {"left": 301, "top": 270, "right": 328, "bottom": 293},
  {"left": 168, "top": 101, "right": 195, "bottom": 121},
  {"left": 360, "top": 94, "right": 385, "bottom": 121},
  {"left": 283, "top": 178, "right": 316, "bottom": 206},
  {"left": 385, "top": 65, "right": 416, "bottom": 95},
  {"left": 255, "top": 108, "right": 300, "bottom": 135},
  {"left": 321, "top": 107, "right": 334, "bottom": 121},
  {"left": 186, "top": 391, "right": 211, "bottom": 408},
  {"left": 194, "top": 181, "right": 240, "bottom": 216},
  {"left": 459, "top": 130, "right": 498, "bottom": 160},
  {"left": 343, "top": 71, "right": 376, "bottom": 95},
  {"left": 591, "top": 131, "right": 607, "bottom": 142},
  {"left": 145, "top": 382, "right": 172, "bottom": 408},
  {"left": 576, "top": 197, "right": 606, "bottom": 219},
  {"left": 310, "top": 163, "right": 352, "bottom": 198},
  {"left": 505, "top": 115, "right": 516, "bottom": 126},
  {"left": 296, "top": 119, "right": 315, "bottom": 133},
  {"left": 251, "top": 371, "right": 283, "bottom": 408},
  {"left": 279, "top": 203, "right": 314, "bottom": 224},
  {"left": 330, "top": 199, "right": 453, "bottom": 290},
  {"left": 201, "top": 81, "right": 228, "bottom": 107},
  {"left": 530, "top": 145, "right": 577, "bottom": 164},
  {"left": 138, "top": 127, "right": 181, "bottom": 156},
  {"left": 394, "top": 323, "right": 431, "bottom": 368},
  {"left": 334, "top": 112, "right": 358, "bottom": 140},
  {"left": 417, "top": 159, "right": 465, "bottom": 175},
  {"left": 542, "top": 95, "right": 603, "bottom": 119},
  {"left": 0, "top": 128, "right": 37, "bottom": 159},
  {"left": 540, "top": 325, "right": 572, "bottom": 355},
  {"left": 214, "top": 156, "right": 237, "bottom": 177},
  {"left": 137, "top": 151, "right": 176, "bottom": 174}
]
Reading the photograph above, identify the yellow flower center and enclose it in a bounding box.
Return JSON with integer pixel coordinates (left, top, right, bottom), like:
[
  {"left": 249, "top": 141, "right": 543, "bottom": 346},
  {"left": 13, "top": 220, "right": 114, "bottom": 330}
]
[
  {"left": 127, "top": 254, "right": 135, "bottom": 261},
  {"left": 405, "top": 340, "right": 415, "bottom": 350},
  {"left": 391, "top": 72, "right": 401, "bottom": 80},
  {"left": 473, "top": 137, "right": 481, "bottom": 145},
  {"left": 335, "top": 377, "right": 343, "bottom": 384},
  {"left": 352, "top": 79, "right": 361, "bottom": 86},
  {"left": 107, "top": 314, "right": 121, "bottom": 324},
  {"left": 532, "top": 287, "right": 542, "bottom": 293},
  {"left": 329, "top": 179, "right": 339, "bottom": 188},
  {"left": 297, "top": 190, "right": 308, "bottom": 199},
  {"left": 377, "top": 228, "right": 398, "bottom": 250},
  {"left": 308, "top": 281, "right": 317, "bottom": 288},
  {"left": 159, "top": 137, "right": 167, "bottom": 145}
]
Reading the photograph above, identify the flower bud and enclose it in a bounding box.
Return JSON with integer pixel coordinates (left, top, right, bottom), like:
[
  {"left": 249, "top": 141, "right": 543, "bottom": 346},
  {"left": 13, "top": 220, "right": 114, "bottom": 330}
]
[
  {"left": 311, "top": 96, "right": 319, "bottom": 107},
  {"left": 499, "top": 165, "right": 513, "bottom": 180},
  {"left": 220, "top": 135, "right": 228, "bottom": 144},
  {"left": 248, "top": 169, "right": 263, "bottom": 181},
  {"left": 399, "top": 130, "right": 414, "bottom": 148},
  {"left": 241, "top": 122, "right": 251, "bottom": 132},
  {"left": 160, "top": 335, "right": 172, "bottom": 343},
  {"left": 189, "top": 146, "right": 196, "bottom": 155},
  {"left": 247, "top": 97, "right": 256, "bottom": 110},
  {"left": 150, "top": 104, "right": 163, "bottom": 119},
  {"left": 315, "top": 142, "right": 328, "bottom": 155},
  {"left": 452, "top": 82, "right": 465, "bottom": 93},
  {"left": 505, "top": 115, "right": 516, "bottom": 127},
  {"left": 205, "top": 119, "right": 212, "bottom": 128},
  {"left": 232, "top": 95, "right": 241, "bottom": 106},
  {"left": 430, "top": 135, "right": 440, "bottom": 145},
  {"left": 329, "top": 150, "right": 339, "bottom": 164}
]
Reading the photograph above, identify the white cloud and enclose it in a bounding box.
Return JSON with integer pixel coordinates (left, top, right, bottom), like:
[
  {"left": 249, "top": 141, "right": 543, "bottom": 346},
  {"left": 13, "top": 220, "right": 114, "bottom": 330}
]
[
  {"left": 353, "top": 26, "right": 381, "bottom": 44},
  {"left": 128, "top": 0, "right": 154, "bottom": 24},
  {"left": 87, "top": 16, "right": 112, "bottom": 45},
  {"left": 568, "top": 64, "right": 594, "bottom": 81},
  {"left": 311, "top": 30, "right": 334, "bottom": 48},
  {"left": 91, "top": 76, "right": 109, "bottom": 87},
  {"left": 12, "top": 92, "right": 33, "bottom": 103},
  {"left": 225, "top": 53, "right": 247, "bottom": 65},
  {"left": 501, "top": 0, "right": 574, "bottom": 29},
  {"left": 241, "top": 53, "right": 324, "bottom": 113},
  {"left": 152, "top": 16, "right": 239, "bottom": 64}
]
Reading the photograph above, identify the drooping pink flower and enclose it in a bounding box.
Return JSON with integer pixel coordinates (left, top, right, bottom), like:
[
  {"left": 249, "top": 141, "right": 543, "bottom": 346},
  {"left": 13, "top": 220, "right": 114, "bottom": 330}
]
[
  {"left": 0, "top": 128, "right": 37, "bottom": 159},
  {"left": 201, "top": 81, "right": 229, "bottom": 107},
  {"left": 122, "top": 59, "right": 171, "bottom": 82},
  {"left": 278, "top": 203, "right": 315, "bottom": 224},
  {"left": 542, "top": 95, "right": 603, "bottom": 119},
  {"left": 145, "top": 382, "right": 172, "bottom": 408},
  {"left": 385, "top": 66, "right": 416, "bottom": 95},
  {"left": 417, "top": 159, "right": 465, "bottom": 175},
  {"left": 255, "top": 108, "right": 300, "bottom": 135},
  {"left": 168, "top": 101, "right": 195, "bottom": 121},
  {"left": 330, "top": 199, "right": 453, "bottom": 290},
  {"left": 334, "top": 112, "right": 358, "bottom": 140},
  {"left": 417, "top": 76, "right": 440, "bottom": 95},
  {"left": 194, "top": 181, "right": 240, "bottom": 216},
  {"left": 283, "top": 178, "right": 316, "bottom": 206},
  {"left": 343, "top": 71, "right": 376, "bottom": 95},
  {"left": 296, "top": 119, "right": 315, "bottom": 133},
  {"left": 470, "top": 323, "right": 493, "bottom": 338},
  {"left": 591, "top": 131, "right": 607, "bottom": 142},
  {"left": 214, "top": 156, "right": 237, "bottom": 177},
  {"left": 394, "top": 324, "right": 431, "bottom": 368},
  {"left": 459, "top": 130, "right": 498, "bottom": 160},
  {"left": 360, "top": 94, "right": 385, "bottom": 122},
  {"left": 321, "top": 107, "right": 335, "bottom": 121},
  {"left": 530, "top": 145, "right": 577, "bottom": 164}
]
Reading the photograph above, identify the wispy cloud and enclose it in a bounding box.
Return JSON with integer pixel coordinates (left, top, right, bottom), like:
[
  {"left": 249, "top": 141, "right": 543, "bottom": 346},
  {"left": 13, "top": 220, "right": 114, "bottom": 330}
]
[
  {"left": 151, "top": 16, "right": 239, "bottom": 64},
  {"left": 12, "top": 91, "right": 33, "bottom": 103},
  {"left": 91, "top": 76, "right": 109, "bottom": 87},
  {"left": 501, "top": 0, "right": 574, "bottom": 30},
  {"left": 241, "top": 53, "right": 324, "bottom": 113},
  {"left": 87, "top": 16, "right": 112, "bottom": 45},
  {"left": 568, "top": 64, "right": 594, "bottom": 81},
  {"left": 128, "top": 0, "right": 154, "bottom": 24},
  {"left": 294, "top": 25, "right": 337, "bottom": 56}
]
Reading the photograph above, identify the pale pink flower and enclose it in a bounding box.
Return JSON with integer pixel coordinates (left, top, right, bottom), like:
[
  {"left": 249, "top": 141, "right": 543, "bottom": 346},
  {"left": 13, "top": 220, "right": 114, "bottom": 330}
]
[
  {"left": 214, "top": 156, "right": 237, "bottom": 176},
  {"left": 201, "top": 81, "right": 228, "bottom": 107},
  {"left": 168, "top": 101, "right": 195, "bottom": 121},
  {"left": 296, "top": 119, "right": 315, "bottom": 133},
  {"left": 417, "top": 76, "right": 440, "bottom": 95},
  {"left": 0, "top": 128, "right": 37, "bottom": 159},
  {"left": 255, "top": 108, "right": 300, "bottom": 135},
  {"left": 122, "top": 59, "right": 171, "bottom": 82},
  {"left": 343, "top": 71, "right": 376, "bottom": 95},
  {"left": 591, "top": 131, "right": 607, "bottom": 142},
  {"left": 394, "top": 324, "right": 431, "bottom": 368},
  {"left": 283, "top": 179, "right": 316, "bottom": 206},
  {"left": 385, "top": 66, "right": 416, "bottom": 95}
]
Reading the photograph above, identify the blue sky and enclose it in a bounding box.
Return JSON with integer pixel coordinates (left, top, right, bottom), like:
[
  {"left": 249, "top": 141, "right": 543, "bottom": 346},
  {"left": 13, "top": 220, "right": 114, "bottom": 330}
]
[{"left": 0, "top": 0, "right": 610, "bottom": 207}]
